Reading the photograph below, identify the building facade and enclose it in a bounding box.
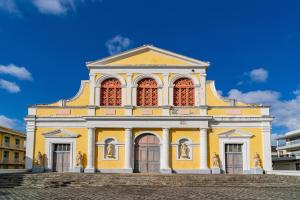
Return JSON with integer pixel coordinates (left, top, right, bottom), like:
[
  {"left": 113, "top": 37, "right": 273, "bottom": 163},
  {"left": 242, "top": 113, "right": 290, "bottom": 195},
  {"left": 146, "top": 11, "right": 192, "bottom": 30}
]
[
  {"left": 25, "top": 45, "right": 272, "bottom": 174},
  {"left": 0, "top": 126, "right": 26, "bottom": 169},
  {"left": 273, "top": 129, "right": 300, "bottom": 170}
]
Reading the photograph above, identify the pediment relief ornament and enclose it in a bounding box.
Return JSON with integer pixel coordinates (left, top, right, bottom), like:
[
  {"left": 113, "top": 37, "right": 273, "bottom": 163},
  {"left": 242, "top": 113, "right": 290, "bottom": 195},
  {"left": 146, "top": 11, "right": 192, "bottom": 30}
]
[
  {"left": 42, "top": 129, "right": 80, "bottom": 138},
  {"left": 218, "top": 129, "right": 253, "bottom": 138}
]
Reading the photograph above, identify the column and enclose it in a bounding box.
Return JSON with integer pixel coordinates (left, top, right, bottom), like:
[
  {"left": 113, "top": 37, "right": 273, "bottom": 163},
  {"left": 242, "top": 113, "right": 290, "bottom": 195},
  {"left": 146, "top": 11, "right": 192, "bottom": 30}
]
[
  {"left": 85, "top": 128, "right": 95, "bottom": 173},
  {"left": 262, "top": 121, "right": 272, "bottom": 171},
  {"left": 124, "top": 128, "right": 133, "bottom": 173},
  {"left": 161, "top": 128, "right": 171, "bottom": 173},
  {"left": 25, "top": 118, "right": 35, "bottom": 170},
  {"left": 200, "top": 128, "right": 210, "bottom": 173}
]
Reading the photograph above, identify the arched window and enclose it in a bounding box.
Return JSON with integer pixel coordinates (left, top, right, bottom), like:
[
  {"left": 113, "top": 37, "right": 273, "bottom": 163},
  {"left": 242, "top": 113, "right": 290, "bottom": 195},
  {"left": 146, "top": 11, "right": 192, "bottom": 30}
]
[
  {"left": 100, "top": 78, "right": 121, "bottom": 106},
  {"left": 137, "top": 78, "right": 158, "bottom": 106},
  {"left": 173, "top": 78, "right": 194, "bottom": 106}
]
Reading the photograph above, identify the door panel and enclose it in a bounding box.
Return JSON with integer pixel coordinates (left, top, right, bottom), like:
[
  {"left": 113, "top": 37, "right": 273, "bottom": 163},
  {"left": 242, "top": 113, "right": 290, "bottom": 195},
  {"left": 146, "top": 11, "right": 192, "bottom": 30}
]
[
  {"left": 52, "top": 144, "right": 70, "bottom": 172},
  {"left": 134, "top": 134, "right": 160, "bottom": 173},
  {"left": 225, "top": 144, "right": 243, "bottom": 174}
]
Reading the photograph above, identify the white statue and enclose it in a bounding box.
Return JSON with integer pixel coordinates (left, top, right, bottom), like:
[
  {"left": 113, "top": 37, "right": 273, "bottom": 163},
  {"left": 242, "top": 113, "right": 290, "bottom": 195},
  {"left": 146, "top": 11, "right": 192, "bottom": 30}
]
[
  {"left": 106, "top": 143, "right": 115, "bottom": 158},
  {"left": 212, "top": 152, "right": 220, "bottom": 168},
  {"left": 254, "top": 152, "right": 261, "bottom": 168},
  {"left": 180, "top": 143, "right": 189, "bottom": 159},
  {"left": 76, "top": 151, "right": 83, "bottom": 167}
]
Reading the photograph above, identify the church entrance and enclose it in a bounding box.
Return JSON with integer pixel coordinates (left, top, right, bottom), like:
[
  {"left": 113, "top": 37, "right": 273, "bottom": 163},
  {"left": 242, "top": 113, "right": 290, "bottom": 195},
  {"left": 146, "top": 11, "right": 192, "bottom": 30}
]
[
  {"left": 225, "top": 144, "right": 243, "bottom": 174},
  {"left": 52, "top": 144, "right": 70, "bottom": 172},
  {"left": 134, "top": 134, "right": 160, "bottom": 173}
]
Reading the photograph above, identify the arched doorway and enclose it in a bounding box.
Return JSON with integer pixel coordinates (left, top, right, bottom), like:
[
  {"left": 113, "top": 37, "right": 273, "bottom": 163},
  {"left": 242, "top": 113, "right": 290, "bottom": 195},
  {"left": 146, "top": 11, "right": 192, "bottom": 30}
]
[{"left": 134, "top": 133, "right": 160, "bottom": 173}]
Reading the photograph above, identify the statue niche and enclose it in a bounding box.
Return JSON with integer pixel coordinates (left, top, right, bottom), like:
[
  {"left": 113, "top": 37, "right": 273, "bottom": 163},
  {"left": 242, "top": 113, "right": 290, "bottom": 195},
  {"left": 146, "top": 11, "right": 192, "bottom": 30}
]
[
  {"left": 179, "top": 139, "right": 190, "bottom": 159},
  {"left": 105, "top": 139, "right": 116, "bottom": 159}
]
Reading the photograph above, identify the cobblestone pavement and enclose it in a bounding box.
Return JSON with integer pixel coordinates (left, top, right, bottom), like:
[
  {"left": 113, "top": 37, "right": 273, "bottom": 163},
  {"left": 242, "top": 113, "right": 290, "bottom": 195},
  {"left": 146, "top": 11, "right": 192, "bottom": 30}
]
[{"left": 0, "top": 186, "right": 300, "bottom": 200}]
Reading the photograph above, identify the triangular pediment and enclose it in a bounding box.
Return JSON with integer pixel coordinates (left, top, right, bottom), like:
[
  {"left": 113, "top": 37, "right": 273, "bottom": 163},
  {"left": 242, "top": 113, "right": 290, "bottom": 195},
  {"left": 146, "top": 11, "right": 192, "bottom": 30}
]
[
  {"left": 42, "top": 129, "right": 80, "bottom": 138},
  {"left": 87, "top": 45, "right": 209, "bottom": 68},
  {"left": 218, "top": 129, "right": 253, "bottom": 138}
]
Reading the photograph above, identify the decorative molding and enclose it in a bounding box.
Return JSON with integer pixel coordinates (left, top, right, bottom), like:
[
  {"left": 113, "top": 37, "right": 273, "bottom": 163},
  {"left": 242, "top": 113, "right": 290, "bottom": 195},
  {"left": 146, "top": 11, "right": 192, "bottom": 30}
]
[
  {"left": 218, "top": 129, "right": 254, "bottom": 138},
  {"left": 45, "top": 137, "right": 76, "bottom": 172},
  {"left": 42, "top": 129, "right": 80, "bottom": 138}
]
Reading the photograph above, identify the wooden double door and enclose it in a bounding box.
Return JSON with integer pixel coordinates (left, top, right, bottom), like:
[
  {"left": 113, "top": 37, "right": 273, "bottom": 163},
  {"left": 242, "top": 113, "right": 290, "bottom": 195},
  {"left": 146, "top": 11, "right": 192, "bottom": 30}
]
[
  {"left": 225, "top": 144, "right": 243, "bottom": 174},
  {"left": 134, "top": 134, "right": 160, "bottom": 173},
  {"left": 52, "top": 144, "right": 70, "bottom": 172}
]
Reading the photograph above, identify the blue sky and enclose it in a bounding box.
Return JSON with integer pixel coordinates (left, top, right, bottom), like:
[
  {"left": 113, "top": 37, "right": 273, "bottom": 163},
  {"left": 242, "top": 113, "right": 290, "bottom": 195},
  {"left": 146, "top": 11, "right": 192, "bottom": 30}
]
[{"left": 0, "top": 0, "right": 299, "bottom": 140}]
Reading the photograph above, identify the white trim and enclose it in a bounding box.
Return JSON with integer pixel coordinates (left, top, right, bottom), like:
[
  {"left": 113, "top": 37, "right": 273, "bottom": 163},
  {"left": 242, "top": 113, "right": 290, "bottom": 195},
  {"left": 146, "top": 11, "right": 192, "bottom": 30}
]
[
  {"left": 219, "top": 137, "right": 250, "bottom": 173},
  {"left": 95, "top": 74, "right": 127, "bottom": 107},
  {"left": 200, "top": 128, "right": 208, "bottom": 169},
  {"left": 124, "top": 128, "right": 133, "bottom": 170},
  {"left": 89, "top": 75, "right": 95, "bottom": 105},
  {"left": 44, "top": 137, "right": 76, "bottom": 172},
  {"left": 25, "top": 119, "right": 35, "bottom": 170},
  {"left": 133, "top": 131, "right": 162, "bottom": 143},
  {"left": 262, "top": 122, "right": 272, "bottom": 171},
  {"left": 86, "top": 128, "right": 95, "bottom": 172}
]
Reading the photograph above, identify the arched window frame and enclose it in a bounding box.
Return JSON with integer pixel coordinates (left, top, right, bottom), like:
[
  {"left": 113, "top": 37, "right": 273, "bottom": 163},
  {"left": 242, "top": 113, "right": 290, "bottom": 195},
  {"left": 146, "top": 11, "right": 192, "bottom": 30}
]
[
  {"left": 169, "top": 74, "right": 200, "bottom": 106},
  {"left": 95, "top": 75, "right": 126, "bottom": 107},
  {"left": 176, "top": 138, "right": 193, "bottom": 160},
  {"left": 100, "top": 78, "right": 122, "bottom": 106},
  {"left": 132, "top": 74, "right": 163, "bottom": 106}
]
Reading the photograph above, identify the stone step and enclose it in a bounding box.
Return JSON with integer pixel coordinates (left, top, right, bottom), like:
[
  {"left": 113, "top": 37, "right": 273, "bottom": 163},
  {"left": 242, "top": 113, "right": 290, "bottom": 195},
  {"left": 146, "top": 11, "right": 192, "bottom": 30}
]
[{"left": 1, "top": 173, "right": 299, "bottom": 189}]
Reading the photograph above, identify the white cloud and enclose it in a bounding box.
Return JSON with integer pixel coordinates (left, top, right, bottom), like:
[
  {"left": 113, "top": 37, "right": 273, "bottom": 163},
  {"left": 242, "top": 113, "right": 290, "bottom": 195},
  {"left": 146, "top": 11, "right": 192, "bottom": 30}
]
[
  {"left": 0, "top": 115, "right": 19, "bottom": 129},
  {"left": 33, "top": 0, "right": 67, "bottom": 15},
  {"left": 228, "top": 89, "right": 300, "bottom": 130},
  {"left": 105, "top": 35, "right": 131, "bottom": 55},
  {"left": 228, "top": 89, "right": 280, "bottom": 105},
  {"left": 249, "top": 68, "right": 268, "bottom": 82},
  {"left": 0, "top": 64, "right": 32, "bottom": 80},
  {"left": 0, "top": 79, "right": 20, "bottom": 93},
  {"left": 0, "top": 0, "right": 21, "bottom": 15},
  {"left": 32, "top": 0, "right": 102, "bottom": 15}
]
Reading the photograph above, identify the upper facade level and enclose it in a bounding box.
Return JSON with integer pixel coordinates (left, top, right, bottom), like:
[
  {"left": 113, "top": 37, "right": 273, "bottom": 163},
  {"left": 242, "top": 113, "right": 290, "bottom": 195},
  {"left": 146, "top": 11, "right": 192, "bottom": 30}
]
[{"left": 28, "top": 45, "right": 269, "bottom": 118}]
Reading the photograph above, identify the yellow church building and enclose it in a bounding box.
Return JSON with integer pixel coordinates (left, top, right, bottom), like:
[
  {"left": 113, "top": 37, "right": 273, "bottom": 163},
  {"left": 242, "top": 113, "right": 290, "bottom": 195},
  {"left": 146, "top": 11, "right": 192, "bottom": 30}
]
[{"left": 25, "top": 45, "right": 272, "bottom": 174}]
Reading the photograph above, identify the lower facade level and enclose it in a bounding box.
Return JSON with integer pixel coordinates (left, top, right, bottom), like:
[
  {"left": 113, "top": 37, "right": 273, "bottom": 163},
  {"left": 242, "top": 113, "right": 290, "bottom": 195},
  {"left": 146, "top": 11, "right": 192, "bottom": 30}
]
[{"left": 26, "top": 120, "right": 272, "bottom": 174}]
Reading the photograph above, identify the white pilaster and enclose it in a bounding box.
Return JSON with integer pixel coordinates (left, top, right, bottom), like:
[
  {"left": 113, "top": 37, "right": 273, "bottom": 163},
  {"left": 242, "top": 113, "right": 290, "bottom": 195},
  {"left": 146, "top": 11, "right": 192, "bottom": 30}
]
[
  {"left": 124, "top": 128, "right": 133, "bottom": 172},
  {"left": 162, "top": 73, "right": 170, "bottom": 116},
  {"left": 262, "top": 121, "right": 272, "bottom": 171},
  {"left": 89, "top": 74, "right": 95, "bottom": 106},
  {"left": 200, "top": 73, "right": 207, "bottom": 116},
  {"left": 85, "top": 128, "right": 95, "bottom": 173},
  {"left": 25, "top": 118, "right": 35, "bottom": 170},
  {"left": 126, "top": 73, "right": 133, "bottom": 105},
  {"left": 200, "top": 128, "right": 210, "bottom": 173},
  {"left": 163, "top": 74, "right": 169, "bottom": 105},
  {"left": 161, "top": 128, "right": 171, "bottom": 173}
]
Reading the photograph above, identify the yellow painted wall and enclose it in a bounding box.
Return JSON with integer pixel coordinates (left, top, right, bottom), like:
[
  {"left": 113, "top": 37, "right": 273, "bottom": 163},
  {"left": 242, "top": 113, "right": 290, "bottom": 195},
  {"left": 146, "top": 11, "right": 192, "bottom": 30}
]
[
  {"left": 208, "top": 128, "right": 263, "bottom": 168},
  {"left": 170, "top": 129, "right": 200, "bottom": 169},
  {"left": 34, "top": 128, "right": 88, "bottom": 168},
  {"left": 95, "top": 128, "right": 125, "bottom": 169},
  {"left": 105, "top": 50, "right": 191, "bottom": 66}
]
